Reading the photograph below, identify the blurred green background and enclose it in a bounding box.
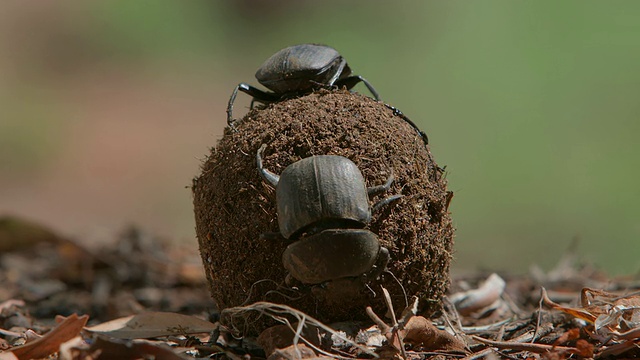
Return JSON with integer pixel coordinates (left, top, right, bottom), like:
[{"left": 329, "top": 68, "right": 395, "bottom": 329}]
[{"left": 1, "top": 1, "right": 638, "bottom": 275}]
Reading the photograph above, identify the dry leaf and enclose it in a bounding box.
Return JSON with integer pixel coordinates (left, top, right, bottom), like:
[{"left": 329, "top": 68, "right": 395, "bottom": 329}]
[
  {"left": 0, "top": 353, "right": 18, "bottom": 360},
  {"left": 258, "top": 325, "right": 297, "bottom": 356},
  {"left": 401, "top": 316, "right": 467, "bottom": 353},
  {"left": 258, "top": 325, "right": 319, "bottom": 354},
  {"left": 450, "top": 273, "right": 505, "bottom": 316},
  {"left": 581, "top": 288, "right": 640, "bottom": 332},
  {"left": 541, "top": 287, "right": 598, "bottom": 324},
  {"left": 85, "top": 311, "right": 217, "bottom": 339},
  {"left": 542, "top": 287, "right": 640, "bottom": 335},
  {"left": 267, "top": 344, "right": 317, "bottom": 360},
  {"left": 9, "top": 313, "right": 88, "bottom": 360},
  {"left": 0, "top": 300, "right": 25, "bottom": 312},
  {"left": 76, "top": 335, "right": 188, "bottom": 360}
]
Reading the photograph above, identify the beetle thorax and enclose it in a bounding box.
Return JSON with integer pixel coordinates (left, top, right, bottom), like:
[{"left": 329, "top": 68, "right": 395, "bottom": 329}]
[{"left": 275, "top": 155, "right": 371, "bottom": 240}]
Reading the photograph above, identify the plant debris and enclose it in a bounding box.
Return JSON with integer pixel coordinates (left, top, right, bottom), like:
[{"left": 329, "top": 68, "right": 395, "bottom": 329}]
[{"left": 2, "top": 215, "right": 640, "bottom": 358}]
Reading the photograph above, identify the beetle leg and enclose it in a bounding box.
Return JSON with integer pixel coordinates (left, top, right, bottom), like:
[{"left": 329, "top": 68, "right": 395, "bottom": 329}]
[
  {"left": 227, "top": 83, "right": 279, "bottom": 129},
  {"left": 259, "top": 231, "right": 283, "bottom": 241},
  {"left": 256, "top": 144, "right": 280, "bottom": 187},
  {"left": 249, "top": 97, "right": 269, "bottom": 111},
  {"left": 362, "top": 246, "right": 390, "bottom": 282},
  {"left": 334, "top": 75, "right": 380, "bottom": 101},
  {"left": 383, "top": 104, "right": 429, "bottom": 146},
  {"left": 371, "top": 194, "right": 403, "bottom": 214},
  {"left": 368, "top": 171, "right": 395, "bottom": 196},
  {"left": 369, "top": 170, "right": 403, "bottom": 213}
]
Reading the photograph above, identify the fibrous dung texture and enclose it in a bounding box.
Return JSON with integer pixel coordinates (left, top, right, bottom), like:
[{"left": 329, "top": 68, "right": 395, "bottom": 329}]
[{"left": 193, "top": 89, "right": 454, "bottom": 331}]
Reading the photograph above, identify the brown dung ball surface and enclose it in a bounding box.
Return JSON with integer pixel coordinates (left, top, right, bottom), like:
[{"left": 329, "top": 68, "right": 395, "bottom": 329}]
[{"left": 193, "top": 89, "right": 453, "bottom": 330}]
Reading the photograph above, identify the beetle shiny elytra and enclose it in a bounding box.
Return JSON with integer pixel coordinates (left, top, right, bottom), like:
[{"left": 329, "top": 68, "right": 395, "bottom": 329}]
[
  {"left": 256, "top": 144, "right": 402, "bottom": 285},
  {"left": 227, "top": 44, "right": 379, "bottom": 127},
  {"left": 227, "top": 44, "right": 430, "bottom": 147}
]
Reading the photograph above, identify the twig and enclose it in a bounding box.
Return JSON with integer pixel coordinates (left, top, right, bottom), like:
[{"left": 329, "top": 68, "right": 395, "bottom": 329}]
[
  {"left": 493, "top": 348, "right": 522, "bottom": 360},
  {"left": 496, "top": 324, "right": 505, "bottom": 341},
  {"left": 617, "top": 326, "right": 640, "bottom": 340},
  {"left": 501, "top": 290, "right": 524, "bottom": 317},
  {"left": 461, "top": 348, "right": 493, "bottom": 360},
  {"left": 382, "top": 287, "right": 408, "bottom": 360},
  {"left": 222, "top": 301, "right": 377, "bottom": 358},
  {"left": 366, "top": 306, "right": 390, "bottom": 334},
  {"left": 0, "top": 328, "right": 25, "bottom": 337},
  {"left": 442, "top": 296, "right": 464, "bottom": 332},
  {"left": 597, "top": 339, "right": 640, "bottom": 358},
  {"left": 382, "top": 287, "right": 398, "bottom": 326},
  {"left": 440, "top": 305, "right": 461, "bottom": 338},
  {"left": 385, "top": 269, "right": 409, "bottom": 309},
  {"left": 531, "top": 289, "right": 545, "bottom": 343},
  {"left": 442, "top": 318, "right": 512, "bottom": 334},
  {"left": 471, "top": 335, "right": 583, "bottom": 355},
  {"left": 407, "top": 350, "right": 467, "bottom": 358}
]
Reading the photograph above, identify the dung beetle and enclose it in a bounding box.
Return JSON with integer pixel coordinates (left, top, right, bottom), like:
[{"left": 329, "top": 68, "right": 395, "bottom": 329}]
[
  {"left": 256, "top": 144, "right": 402, "bottom": 285},
  {"left": 227, "top": 44, "right": 430, "bottom": 147},
  {"left": 227, "top": 44, "right": 379, "bottom": 128}
]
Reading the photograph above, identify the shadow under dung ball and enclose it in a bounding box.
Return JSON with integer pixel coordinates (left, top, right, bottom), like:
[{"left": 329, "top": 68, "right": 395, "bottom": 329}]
[{"left": 193, "top": 89, "right": 454, "bottom": 328}]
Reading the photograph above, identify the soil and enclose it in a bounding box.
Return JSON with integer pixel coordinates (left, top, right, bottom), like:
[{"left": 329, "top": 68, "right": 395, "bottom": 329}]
[
  {"left": 192, "top": 89, "right": 454, "bottom": 332},
  {"left": 2, "top": 215, "right": 640, "bottom": 359}
]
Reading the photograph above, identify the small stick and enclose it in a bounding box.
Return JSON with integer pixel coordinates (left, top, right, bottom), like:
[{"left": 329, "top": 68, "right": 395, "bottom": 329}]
[
  {"left": 382, "top": 287, "right": 408, "bottom": 360},
  {"left": 366, "top": 306, "right": 390, "bottom": 334},
  {"left": 531, "top": 289, "right": 545, "bottom": 343},
  {"left": 471, "top": 335, "right": 583, "bottom": 355},
  {"left": 442, "top": 296, "right": 464, "bottom": 331},
  {"left": 461, "top": 348, "right": 493, "bottom": 360},
  {"left": 382, "top": 287, "right": 398, "bottom": 326}
]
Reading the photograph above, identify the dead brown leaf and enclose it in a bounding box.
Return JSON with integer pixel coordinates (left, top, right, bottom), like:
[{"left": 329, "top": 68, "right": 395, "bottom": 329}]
[
  {"left": 85, "top": 311, "right": 217, "bottom": 339},
  {"left": 9, "top": 313, "right": 88, "bottom": 360},
  {"left": 401, "top": 316, "right": 467, "bottom": 353},
  {"left": 542, "top": 287, "right": 640, "bottom": 335},
  {"left": 541, "top": 287, "right": 598, "bottom": 324},
  {"left": 73, "top": 335, "right": 189, "bottom": 360},
  {"left": 0, "top": 352, "right": 18, "bottom": 360},
  {"left": 258, "top": 325, "right": 297, "bottom": 356},
  {"left": 267, "top": 344, "right": 317, "bottom": 360},
  {"left": 257, "top": 324, "right": 321, "bottom": 356},
  {"left": 450, "top": 273, "right": 505, "bottom": 316}
]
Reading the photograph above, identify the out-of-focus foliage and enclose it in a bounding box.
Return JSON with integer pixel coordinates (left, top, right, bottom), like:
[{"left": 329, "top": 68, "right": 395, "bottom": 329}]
[{"left": 0, "top": 0, "right": 638, "bottom": 274}]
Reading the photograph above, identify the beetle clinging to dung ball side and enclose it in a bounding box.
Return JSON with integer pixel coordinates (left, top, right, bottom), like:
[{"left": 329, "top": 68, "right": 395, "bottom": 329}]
[{"left": 256, "top": 143, "right": 402, "bottom": 287}]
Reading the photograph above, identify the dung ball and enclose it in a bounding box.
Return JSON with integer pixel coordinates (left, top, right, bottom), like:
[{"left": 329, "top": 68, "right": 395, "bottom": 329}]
[{"left": 193, "top": 89, "right": 454, "bottom": 331}]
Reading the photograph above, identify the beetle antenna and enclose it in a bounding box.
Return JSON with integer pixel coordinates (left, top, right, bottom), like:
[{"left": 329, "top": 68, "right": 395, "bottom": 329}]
[{"left": 256, "top": 144, "right": 280, "bottom": 187}]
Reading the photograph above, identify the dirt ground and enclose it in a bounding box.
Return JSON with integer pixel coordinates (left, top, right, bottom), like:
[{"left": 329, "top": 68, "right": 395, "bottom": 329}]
[{"left": 2, "top": 215, "right": 640, "bottom": 359}]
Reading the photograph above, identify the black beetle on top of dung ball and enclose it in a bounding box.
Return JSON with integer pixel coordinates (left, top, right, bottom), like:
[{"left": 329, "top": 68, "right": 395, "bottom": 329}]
[
  {"left": 226, "top": 43, "right": 429, "bottom": 147},
  {"left": 256, "top": 144, "right": 402, "bottom": 288},
  {"left": 227, "top": 44, "right": 379, "bottom": 126}
]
